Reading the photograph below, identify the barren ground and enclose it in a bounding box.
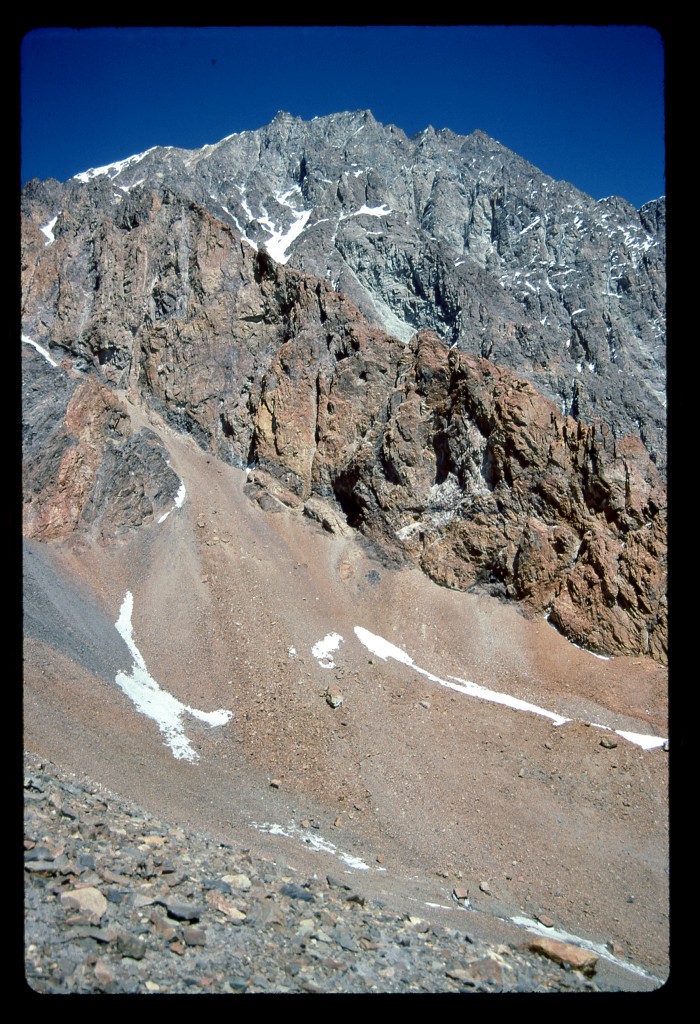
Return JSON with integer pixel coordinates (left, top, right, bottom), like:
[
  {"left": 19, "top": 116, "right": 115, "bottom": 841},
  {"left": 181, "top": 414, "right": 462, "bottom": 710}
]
[{"left": 23, "top": 398, "right": 670, "bottom": 988}]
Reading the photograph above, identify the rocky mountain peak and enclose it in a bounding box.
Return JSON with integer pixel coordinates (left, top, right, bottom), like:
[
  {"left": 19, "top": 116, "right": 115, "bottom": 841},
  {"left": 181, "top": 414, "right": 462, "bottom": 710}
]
[{"left": 21, "top": 109, "right": 666, "bottom": 662}]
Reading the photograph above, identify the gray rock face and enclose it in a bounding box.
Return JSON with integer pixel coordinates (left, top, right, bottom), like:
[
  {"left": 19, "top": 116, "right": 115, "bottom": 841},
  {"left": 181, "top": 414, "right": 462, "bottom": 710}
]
[
  {"left": 22, "top": 110, "right": 665, "bottom": 468},
  {"left": 22, "top": 345, "right": 181, "bottom": 541}
]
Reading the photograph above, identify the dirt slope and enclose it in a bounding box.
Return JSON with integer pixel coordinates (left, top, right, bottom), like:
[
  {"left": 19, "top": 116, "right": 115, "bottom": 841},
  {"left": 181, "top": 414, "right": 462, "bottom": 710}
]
[{"left": 23, "top": 397, "right": 669, "bottom": 985}]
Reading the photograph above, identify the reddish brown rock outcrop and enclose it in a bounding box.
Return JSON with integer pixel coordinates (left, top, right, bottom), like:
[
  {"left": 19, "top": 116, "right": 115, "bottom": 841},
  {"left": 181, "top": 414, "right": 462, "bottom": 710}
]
[
  {"left": 21, "top": 187, "right": 667, "bottom": 661},
  {"left": 256, "top": 326, "right": 666, "bottom": 661}
]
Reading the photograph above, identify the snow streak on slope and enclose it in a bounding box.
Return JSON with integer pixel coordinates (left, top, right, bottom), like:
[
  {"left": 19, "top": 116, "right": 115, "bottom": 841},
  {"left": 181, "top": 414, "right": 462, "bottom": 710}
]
[
  {"left": 354, "top": 626, "right": 569, "bottom": 726},
  {"left": 22, "top": 334, "right": 59, "bottom": 368},
  {"left": 351, "top": 627, "right": 666, "bottom": 748},
  {"left": 509, "top": 915, "right": 662, "bottom": 984},
  {"left": 73, "top": 148, "right": 156, "bottom": 183},
  {"left": 40, "top": 215, "right": 58, "bottom": 245},
  {"left": 252, "top": 820, "right": 373, "bottom": 871},
  {"left": 157, "top": 481, "right": 187, "bottom": 523},
  {"left": 114, "top": 592, "right": 232, "bottom": 762},
  {"left": 261, "top": 187, "right": 313, "bottom": 264}
]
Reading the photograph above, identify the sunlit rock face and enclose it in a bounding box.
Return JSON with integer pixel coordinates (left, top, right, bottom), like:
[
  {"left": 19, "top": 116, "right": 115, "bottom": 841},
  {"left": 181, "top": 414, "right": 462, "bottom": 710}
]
[
  {"left": 21, "top": 110, "right": 666, "bottom": 467},
  {"left": 21, "top": 111, "right": 666, "bottom": 661}
]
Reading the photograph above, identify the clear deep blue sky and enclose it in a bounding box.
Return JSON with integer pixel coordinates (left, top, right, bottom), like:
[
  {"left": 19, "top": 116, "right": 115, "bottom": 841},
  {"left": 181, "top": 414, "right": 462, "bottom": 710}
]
[{"left": 20, "top": 25, "right": 665, "bottom": 209}]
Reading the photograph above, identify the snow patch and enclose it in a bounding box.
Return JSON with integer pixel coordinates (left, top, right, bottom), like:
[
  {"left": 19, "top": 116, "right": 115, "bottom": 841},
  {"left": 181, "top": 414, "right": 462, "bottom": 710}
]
[
  {"left": 252, "top": 821, "right": 373, "bottom": 871},
  {"left": 40, "top": 215, "right": 58, "bottom": 245},
  {"left": 258, "top": 194, "right": 312, "bottom": 265},
  {"left": 341, "top": 203, "right": 391, "bottom": 221},
  {"left": 312, "top": 632, "right": 344, "bottom": 669},
  {"left": 22, "top": 334, "right": 59, "bottom": 368},
  {"left": 354, "top": 627, "right": 415, "bottom": 666},
  {"left": 114, "top": 592, "right": 232, "bottom": 762},
  {"left": 73, "top": 147, "right": 156, "bottom": 183},
  {"left": 353, "top": 627, "right": 665, "bottom": 748},
  {"left": 157, "top": 480, "right": 187, "bottom": 524},
  {"left": 615, "top": 730, "right": 666, "bottom": 751},
  {"left": 519, "top": 216, "right": 541, "bottom": 235}
]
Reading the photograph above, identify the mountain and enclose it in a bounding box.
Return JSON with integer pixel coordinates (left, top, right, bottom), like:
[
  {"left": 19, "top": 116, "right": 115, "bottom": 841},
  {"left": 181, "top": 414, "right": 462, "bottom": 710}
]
[
  {"left": 21, "top": 112, "right": 669, "bottom": 989},
  {"left": 21, "top": 111, "right": 667, "bottom": 662},
  {"left": 22, "top": 109, "right": 666, "bottom": 464}
]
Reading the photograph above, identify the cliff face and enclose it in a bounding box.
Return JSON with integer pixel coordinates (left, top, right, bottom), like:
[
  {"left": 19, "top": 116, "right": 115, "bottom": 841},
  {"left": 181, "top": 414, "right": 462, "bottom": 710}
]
[
  {"left": 21, "top": 162, "right": 667, "bottom": 661},
  {"left": 22, "top": 110, "right": 666, "bottom": 467}
]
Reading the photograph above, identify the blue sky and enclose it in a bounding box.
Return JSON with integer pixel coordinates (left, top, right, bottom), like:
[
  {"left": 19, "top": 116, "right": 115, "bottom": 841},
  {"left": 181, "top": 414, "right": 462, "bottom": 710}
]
[{"left": 20, "top": 25, "right": 665, "bottom": 209}]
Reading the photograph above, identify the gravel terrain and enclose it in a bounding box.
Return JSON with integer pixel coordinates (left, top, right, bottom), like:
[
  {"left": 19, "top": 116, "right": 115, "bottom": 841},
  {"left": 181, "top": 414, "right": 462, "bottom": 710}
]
[{"left": 25, "top": 751, "right": 644, "bottom": 995}]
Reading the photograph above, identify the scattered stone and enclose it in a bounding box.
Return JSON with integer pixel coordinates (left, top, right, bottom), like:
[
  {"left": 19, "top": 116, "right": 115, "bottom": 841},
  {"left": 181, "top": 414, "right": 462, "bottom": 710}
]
[
  {"left": 116, "top": 931, "right": 147, "bottom": 960},
  {"left": 140, "top": 835, "right": 165, "bottom": 848},
  {"left": 222, "top": 873, "right": 251, "bottom": 891},
  {"left": 25, "top": 845, "right": 56, "bottom": 862},
  {"left": 327, "top": 876, "right": 351, "bottom": 891},
  {"left": 600, "top": 736, "right": 618, "bottom": 749},
  {"left": 155, "top": 896, "right": 204, "bottom": 922},
  {"left": 24, "top": 754, "right": 619, "bottom": 994},
  {"left": 535, "top": 913, "right": 555, "bottom": 928},
  {"left": 270, "top": 779, "right": 281, "bottom": 789},
  {"left": 64, "top": 924, "right": 113, "bottom": 943},
  {"left": 324, "top": 687, "right": 344, "bottom": 709},
  {"left": 479, "top": 881, "right": 492, "bottom": 895},
  {"left": 248, "top": 901, "right": 285, "bottom": 928},
  {"left": 462, "top": 957, "right": 504, "bottom": 987},
  {"left": 93, "top": 959, "right": 114, "bottom": 989},
  {"left": 25, "top": 859, "right": 61, "bottom": 874},
  {"left": 304, "top": 497, "right": 350, "bottom": 537},
  {"left": 528, "top": 937, "right": 599, "bottom": 976},
  {"left": 205, "top": 890, "right": 246, "bottom": 921},
  {"left": 150, "top": 910, "right": 178, "bottom": 941},
  {"left": 335, "top": 929, "right": 361, "bottom": 953},
  {"left": 183, "top": 925, "right": 207, "bottom": 946},
  {"left": 59, "top": 886, "right": 107, "bottom": 924},
  {"left": 280, "top": 883, "right": 315, "bottom": 902}
]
